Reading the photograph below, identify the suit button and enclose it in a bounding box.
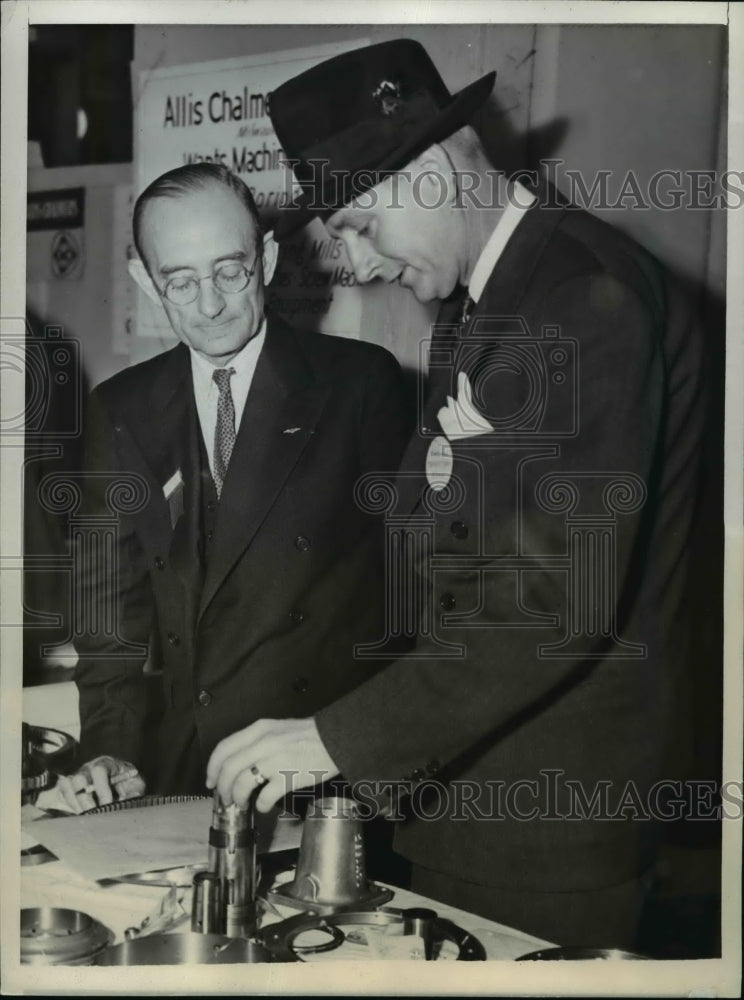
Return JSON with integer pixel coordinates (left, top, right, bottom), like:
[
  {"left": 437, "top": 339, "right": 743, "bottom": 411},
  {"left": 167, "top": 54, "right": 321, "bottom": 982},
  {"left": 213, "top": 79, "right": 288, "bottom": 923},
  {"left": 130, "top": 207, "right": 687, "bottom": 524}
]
[
  {"left": 412, "top": 768, "right": 426, "bottom": 782},
  {"left": 207, "top": 530, "right": 214, "bottom": 541},
  {"left": 197, "top": 689, "right": 212, "bottom": 707},
  {"left": 167, "top": 631, "right": 180, "bottom": 646},
  {"left": 289, "top": 609, "right": 304, "bottom": 624},
  {"left": 427, "top": 759, "right": 441, "bottom": 775},
  {"left": 292, "top": 676, "right": 309, "bottom": 693},
  {"left": 450, "top": 521, "right": 468, "bottom": 540},
  {"left": 294, "top": 535, "right": 311, "bottom": 552},
  {"left": 439, "top": 592, "right": 456, "bottom": 611},
  {"left": 154, "top": 556, "right": 165, "bottom": 570},
  {"left": 207, "top": 501, "right": 216, "bottom": 513}
]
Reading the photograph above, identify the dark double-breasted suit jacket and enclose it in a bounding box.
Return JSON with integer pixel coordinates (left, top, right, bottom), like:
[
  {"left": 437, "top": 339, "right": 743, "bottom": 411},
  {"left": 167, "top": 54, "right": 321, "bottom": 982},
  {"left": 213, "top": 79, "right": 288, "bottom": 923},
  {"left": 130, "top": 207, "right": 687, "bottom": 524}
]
[
  {"left": 74, "top": 314, "right": 411, "bottom": 794},
  {"left": 316, "top": 193, "right": 709, "bottom": 905}
]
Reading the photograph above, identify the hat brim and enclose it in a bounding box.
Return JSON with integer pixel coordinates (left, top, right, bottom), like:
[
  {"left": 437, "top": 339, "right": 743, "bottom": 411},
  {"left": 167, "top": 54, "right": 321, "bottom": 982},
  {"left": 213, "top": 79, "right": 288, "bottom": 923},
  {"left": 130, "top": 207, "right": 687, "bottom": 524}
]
[{"left": 273, "top": 70, "right": 496, "bottom": 242}]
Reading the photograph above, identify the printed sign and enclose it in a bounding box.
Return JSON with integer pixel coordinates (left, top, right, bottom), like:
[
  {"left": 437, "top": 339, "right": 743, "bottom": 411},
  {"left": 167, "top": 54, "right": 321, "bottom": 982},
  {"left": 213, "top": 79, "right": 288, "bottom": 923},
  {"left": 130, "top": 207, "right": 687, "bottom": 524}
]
[
  {"left": 27, "top": 188, "right": 85, "bottom": 231},
  {"left": 27, "top": 188, "right": 86, "bottom": 282},
  {"left": 134, "top": 41, "right": 368, "bottom": 341}
]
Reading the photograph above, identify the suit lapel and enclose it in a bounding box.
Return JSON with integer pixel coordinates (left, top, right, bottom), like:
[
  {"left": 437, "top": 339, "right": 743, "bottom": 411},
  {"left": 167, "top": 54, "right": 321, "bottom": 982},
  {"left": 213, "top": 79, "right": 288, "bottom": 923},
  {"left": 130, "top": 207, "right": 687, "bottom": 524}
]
[
  {"left": 395, "top": 194, "right": 568, "bottom": 517},
  {"left": 119, "top": 345, "right": 191, "bottom": 545},
  {"left": 120, "top": 344, "right": 202, "bottom": 610},
  {"left": 165, "top": 391, "right": 202, "bottom": 605},
  {"left": 197, "top": 318, "right": 330, "bottom": 622}
]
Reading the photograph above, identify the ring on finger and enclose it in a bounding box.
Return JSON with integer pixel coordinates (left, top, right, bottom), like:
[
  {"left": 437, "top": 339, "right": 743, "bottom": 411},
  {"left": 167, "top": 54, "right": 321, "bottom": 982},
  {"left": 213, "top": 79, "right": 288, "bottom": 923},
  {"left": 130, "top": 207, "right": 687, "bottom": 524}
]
[{"left": 250, "top": 765, "right": 268, "bottom": 787}]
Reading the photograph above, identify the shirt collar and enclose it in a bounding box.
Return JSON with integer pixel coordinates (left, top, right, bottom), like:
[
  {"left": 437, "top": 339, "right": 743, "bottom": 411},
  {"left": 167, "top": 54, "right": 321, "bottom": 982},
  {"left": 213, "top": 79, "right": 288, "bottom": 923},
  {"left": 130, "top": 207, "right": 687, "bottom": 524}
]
[
  {"left": 467, "top": 180, "right": 537, "bottom": 304},
  {"left": 189, "top": 314, "right": 267, "bottom": 390}
]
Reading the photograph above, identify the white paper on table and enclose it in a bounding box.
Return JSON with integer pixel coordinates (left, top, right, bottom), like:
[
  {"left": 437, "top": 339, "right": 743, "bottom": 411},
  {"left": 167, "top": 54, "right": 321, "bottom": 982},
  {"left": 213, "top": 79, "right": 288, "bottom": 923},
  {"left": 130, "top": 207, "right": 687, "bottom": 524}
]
[{"left": 22, "top": 799, "right": 303, "bottom": 882}]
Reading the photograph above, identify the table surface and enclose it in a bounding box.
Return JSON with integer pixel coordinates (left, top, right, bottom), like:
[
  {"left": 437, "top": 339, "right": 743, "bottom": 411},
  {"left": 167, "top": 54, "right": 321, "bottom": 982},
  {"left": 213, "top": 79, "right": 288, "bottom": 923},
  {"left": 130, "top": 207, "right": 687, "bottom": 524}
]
[
  {"left": 21, "top": 852, "right": 550, "bottom": 963},
  {"left": 20, "top": 685, "right": 550, "bottom": 962}
]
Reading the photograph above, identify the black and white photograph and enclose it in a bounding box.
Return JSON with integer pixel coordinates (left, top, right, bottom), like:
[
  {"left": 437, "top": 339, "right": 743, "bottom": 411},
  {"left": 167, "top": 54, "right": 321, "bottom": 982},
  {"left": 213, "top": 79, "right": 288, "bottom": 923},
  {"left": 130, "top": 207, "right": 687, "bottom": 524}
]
[{"left": 1, "top": 2, "right": 742, "bottom": 995}]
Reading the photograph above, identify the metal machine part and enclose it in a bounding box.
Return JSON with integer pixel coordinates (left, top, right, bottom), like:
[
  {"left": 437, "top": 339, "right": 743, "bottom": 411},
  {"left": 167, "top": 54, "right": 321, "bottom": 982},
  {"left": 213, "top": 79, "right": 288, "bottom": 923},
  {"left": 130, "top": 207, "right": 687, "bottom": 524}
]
[
  {"left": 267, "top": 796, "right": 393, "bottom": 913},
  {"left": 21, "top": 723, "right": 51, "bottom": 805},
  {"left": 21, "top": 907, "right": 113, "bottom": 966},
  {"left": 266, "top": 881, "right": 393, "bottom": 915},
  {"left": 21, "top": 724, "right": 78, "bottom": 804},
  {"left": 87, "top": 793, "right": 210, "bottom": 815},
  {"left": 96, "top": 932, "right": 286, "bottom": 966},
  {"left": 20, "top": 844, "right": 57, "bottom": 867},
  {"left": 401, "top": 907, "right": 437, "bottom": 960},
  {"left": 516, "top": 946, "right": 650, "bottom": 960},
  {"left": 287, "top": 923, "right": 346, "bottom": 956},
  {"left": 191, "top": 870, "right": 222, "bottom": 933},
  {"left": 25, "top": 724, "right": 77, "bottom": 762},
  {"left": 207, "top": 790, "right": 258, "bottom": 938},
  {"left": 123, "top": 885, "right": 189, "bottom": 940},
  {"left": 21, "top": 723, "right": 78, "bottom": 864},
  {"left": 109, "top": 863, "right": 208, "bottom": 888},
  {"left": 258, "top": 907, "right": 487, "bottom": 962}
]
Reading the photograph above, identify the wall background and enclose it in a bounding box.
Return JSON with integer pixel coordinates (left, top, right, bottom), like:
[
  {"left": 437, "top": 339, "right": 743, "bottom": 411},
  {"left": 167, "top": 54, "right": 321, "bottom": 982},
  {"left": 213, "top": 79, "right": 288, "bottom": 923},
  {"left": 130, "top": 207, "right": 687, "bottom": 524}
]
[{"left": 26, "top": 23, "right": 728, "bottom": 386}]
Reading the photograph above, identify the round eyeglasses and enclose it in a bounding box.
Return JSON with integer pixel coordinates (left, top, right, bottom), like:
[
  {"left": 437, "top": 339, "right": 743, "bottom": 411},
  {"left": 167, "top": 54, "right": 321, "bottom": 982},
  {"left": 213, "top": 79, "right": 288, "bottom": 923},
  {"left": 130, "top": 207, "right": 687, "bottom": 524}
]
[{"left": 161, "top": 258, "right": 259, "bottom": 306}]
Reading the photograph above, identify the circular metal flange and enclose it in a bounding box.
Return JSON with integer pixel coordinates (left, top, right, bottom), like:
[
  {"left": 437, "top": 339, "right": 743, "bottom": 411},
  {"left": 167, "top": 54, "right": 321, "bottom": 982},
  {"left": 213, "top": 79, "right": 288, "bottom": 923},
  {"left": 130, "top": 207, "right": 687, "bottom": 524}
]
[
  {"left": 265, "top": 879, "right": 393, "bottom": 915},
  {"left": 21, "top": 907, "right": 113, "bottom": 965},
  {"left": 96, "top": 932, "right": 292, "bottom": 965},
  {"left": 25, "top": 725, "right": 77, "bottom": 762},
  {"left": 258, "top": 907, "right": 486, "bottom": 962},
  {"left": 516, "top": 946, "right": 650, "bottom": 961}
]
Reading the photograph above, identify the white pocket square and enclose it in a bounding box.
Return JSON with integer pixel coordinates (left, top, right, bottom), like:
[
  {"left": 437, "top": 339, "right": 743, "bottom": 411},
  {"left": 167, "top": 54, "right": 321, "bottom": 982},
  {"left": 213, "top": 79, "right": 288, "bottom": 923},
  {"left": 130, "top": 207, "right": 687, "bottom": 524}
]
[
  {"left": 426, "top": 373, "right": 493, "bottom": 491},
  {"left": 437, "top": 371, "right": 494, "bottom": 441}
]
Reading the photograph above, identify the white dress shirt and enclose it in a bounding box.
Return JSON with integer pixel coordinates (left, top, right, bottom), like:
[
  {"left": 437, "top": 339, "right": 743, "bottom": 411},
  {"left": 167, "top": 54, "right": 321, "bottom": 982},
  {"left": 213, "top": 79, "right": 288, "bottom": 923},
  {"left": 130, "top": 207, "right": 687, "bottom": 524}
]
[
  {"left": 467, "top": 179, "right": 537, "bottom": 304},
  {"left": 189, "top": 318, "right": 266, "bottom": 479},
  {"left": 426, "top": 181, "right": 537, "bottom": 490}
]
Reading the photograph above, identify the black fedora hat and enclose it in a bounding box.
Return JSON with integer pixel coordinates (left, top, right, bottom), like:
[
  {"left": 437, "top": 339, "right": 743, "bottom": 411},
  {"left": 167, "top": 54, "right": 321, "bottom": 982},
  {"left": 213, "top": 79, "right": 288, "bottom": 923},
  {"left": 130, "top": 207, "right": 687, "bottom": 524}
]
[{"left": 269, "top": 39, "right": 496, "bottom": 240}]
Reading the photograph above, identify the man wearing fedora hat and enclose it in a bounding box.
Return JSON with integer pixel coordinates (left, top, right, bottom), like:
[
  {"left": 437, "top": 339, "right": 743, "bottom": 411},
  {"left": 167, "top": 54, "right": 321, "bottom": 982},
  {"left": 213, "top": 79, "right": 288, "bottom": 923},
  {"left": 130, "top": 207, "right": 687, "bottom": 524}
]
[{"left": 207, "top": 40, "right": 708, "bottom": 949}]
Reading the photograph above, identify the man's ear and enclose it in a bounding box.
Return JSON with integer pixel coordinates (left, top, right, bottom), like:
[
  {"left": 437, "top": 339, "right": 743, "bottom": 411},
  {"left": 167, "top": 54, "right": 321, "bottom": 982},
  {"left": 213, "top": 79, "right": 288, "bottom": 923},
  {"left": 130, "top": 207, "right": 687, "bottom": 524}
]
[
  {"left": 128, "top": 257, "right": 162, "bottom": 305},
  {"left": 412, "top": 144, "right": 457, "bottom": 202},
  {"left": 261, "top": 230, "right": 279, "bottom": 286},
  {"left": 414, "top": 143, "right": 452, "bottom": 175}
]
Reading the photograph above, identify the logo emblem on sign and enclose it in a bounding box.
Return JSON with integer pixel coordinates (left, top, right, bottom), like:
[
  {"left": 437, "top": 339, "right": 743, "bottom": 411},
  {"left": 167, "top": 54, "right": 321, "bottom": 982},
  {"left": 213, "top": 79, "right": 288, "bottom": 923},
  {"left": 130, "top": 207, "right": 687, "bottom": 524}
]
[{"left": 51, "top": 230, "right": 81, "bottom": 278}]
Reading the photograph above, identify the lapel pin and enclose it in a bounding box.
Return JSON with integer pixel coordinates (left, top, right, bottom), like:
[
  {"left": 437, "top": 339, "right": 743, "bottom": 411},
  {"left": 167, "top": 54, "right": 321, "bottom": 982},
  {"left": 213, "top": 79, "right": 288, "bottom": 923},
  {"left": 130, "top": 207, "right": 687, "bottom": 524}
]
[{"left": 283, "top": 427, "right": 302, "bottom": 434}]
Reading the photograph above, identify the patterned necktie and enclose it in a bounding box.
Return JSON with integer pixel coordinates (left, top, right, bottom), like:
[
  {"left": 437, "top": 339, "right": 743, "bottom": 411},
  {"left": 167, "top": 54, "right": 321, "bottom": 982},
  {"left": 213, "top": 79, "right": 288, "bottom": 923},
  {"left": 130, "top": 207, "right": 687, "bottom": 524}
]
[{"left": 212, "top": 366, "right": 236, "bottom": 498}]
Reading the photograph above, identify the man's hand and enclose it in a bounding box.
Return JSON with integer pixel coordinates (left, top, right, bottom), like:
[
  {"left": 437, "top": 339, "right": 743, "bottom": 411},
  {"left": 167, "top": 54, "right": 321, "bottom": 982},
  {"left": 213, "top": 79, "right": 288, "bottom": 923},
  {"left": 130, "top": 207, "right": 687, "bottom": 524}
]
[
  {"left": 53, "top": 756, "right": 145, "bottom": 814},
  {"left": 206, "top": 718, "right": 340, "bottom": 813}
]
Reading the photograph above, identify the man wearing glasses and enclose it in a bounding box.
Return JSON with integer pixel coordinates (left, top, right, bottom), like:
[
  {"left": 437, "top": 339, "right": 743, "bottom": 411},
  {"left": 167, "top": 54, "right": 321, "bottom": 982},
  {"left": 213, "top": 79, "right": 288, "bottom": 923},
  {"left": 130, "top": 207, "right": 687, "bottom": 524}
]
[{"left": 59, "top": 162, "right": 410, "bottom": 809}]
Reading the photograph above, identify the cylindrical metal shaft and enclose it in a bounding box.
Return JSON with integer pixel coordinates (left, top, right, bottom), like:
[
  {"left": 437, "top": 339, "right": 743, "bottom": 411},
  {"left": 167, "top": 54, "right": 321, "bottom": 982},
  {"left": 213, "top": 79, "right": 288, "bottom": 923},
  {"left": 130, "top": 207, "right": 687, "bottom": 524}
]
[
  {"left": 191, "top": 870, "right": 222, "bottom": 934},
  {"left": 207, "top": 791, "right": 257, "bottom": 938}
]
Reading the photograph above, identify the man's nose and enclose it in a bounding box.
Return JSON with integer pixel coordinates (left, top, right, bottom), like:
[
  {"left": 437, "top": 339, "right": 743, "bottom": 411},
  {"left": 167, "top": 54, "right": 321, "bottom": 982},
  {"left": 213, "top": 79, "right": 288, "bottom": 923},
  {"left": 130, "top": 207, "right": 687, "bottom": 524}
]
[
  {"left": 197, "top": 278, "right": 226, "bottom": 318},
  {"left": 342, "top": 234, "right": 381, "bottom": 284}
]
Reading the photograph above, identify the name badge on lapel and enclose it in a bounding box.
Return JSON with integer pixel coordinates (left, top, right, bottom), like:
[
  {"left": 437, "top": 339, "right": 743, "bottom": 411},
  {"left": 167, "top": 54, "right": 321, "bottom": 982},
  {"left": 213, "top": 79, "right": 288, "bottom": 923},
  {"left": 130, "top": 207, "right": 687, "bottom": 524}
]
[{"left": 163, "top": 468, "right": 184, "bottom": 529}]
